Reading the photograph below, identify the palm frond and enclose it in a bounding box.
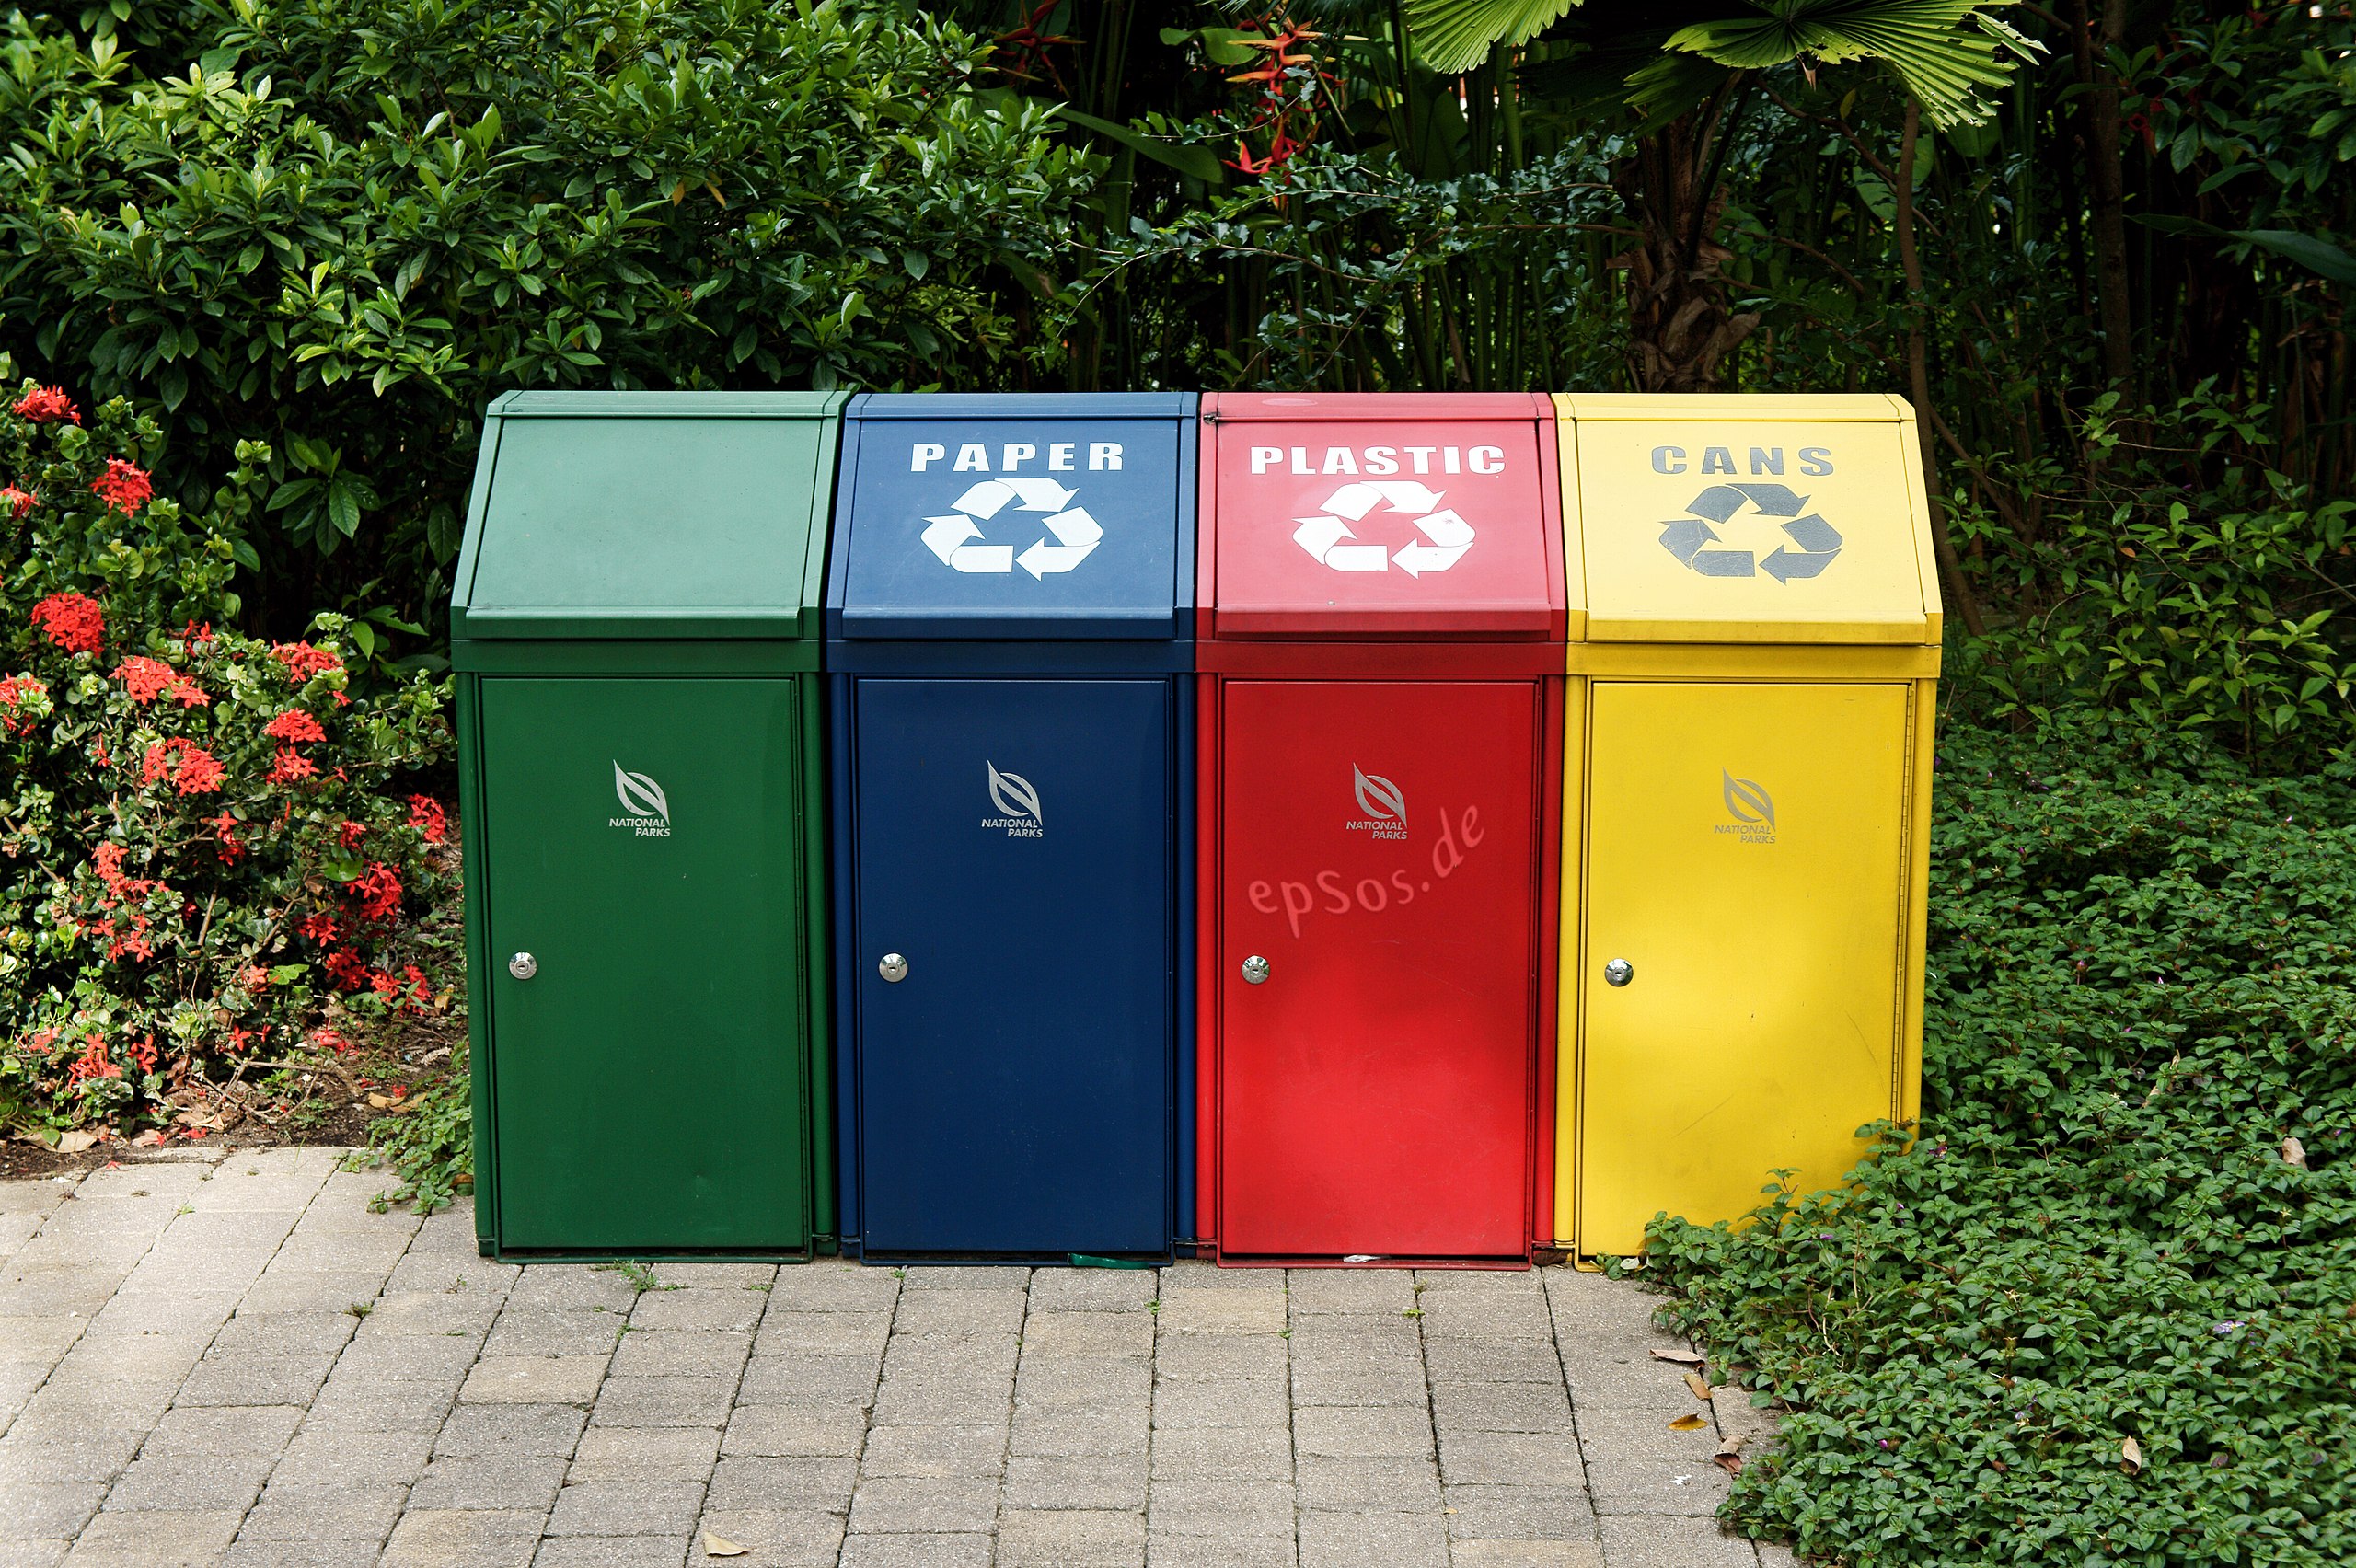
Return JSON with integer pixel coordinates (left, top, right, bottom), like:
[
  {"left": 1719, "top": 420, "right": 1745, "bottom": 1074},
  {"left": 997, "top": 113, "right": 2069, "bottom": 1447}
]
[{"left": 1402, "top": 0, "right": 1587, "bottom": 76}]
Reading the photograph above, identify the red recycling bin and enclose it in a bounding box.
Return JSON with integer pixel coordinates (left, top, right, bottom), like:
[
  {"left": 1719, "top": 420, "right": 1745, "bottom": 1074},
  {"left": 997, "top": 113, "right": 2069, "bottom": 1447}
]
[{"left": 1195, "top": 393, "right": 1566, "bottom": 1265}]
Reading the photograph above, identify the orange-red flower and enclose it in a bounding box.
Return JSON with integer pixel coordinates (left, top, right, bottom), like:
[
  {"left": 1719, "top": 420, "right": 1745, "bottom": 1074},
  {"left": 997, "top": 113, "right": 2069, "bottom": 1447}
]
[
  {"left": 271, "top": 641, "right": 343, "bottom": 681},
  {"left": 90, "top": 458, "right": 153, "bottom": 514},
  {"left": 140, "top": 738, "right": 226, "bottom": 795},
  {"left": 13, "top": 386, "right": 79, "bottom": 424},
  {"left": 264, "top": 709, "right": 327, "bottom": 744},
  {"left": 2, "top": 485, "right": 35, "bottom": 518},
  {"left": 29, "top": 592, "right": 104, "bottom": 655}
]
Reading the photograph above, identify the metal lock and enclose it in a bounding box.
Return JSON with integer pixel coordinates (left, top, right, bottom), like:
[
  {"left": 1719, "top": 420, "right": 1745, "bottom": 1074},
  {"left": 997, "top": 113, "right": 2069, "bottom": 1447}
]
[
  {"left": 1241, "top": 955, "right": 1271, "bottom": 985},
  {"left": 1603, "top": 957, "right": 1634, "bottom": 987},
  {"left": 877, "top": 952, "right": 909, "bottom": 984},
  {"left": 507, "top": 951, "right": 537, "bottom": 981}
]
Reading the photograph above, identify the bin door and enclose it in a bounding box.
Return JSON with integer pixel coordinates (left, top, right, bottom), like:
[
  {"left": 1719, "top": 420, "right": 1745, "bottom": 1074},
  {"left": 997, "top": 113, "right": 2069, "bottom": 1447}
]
[
  {"left": 1577, "top": 682, "right": 1909, "bottom": 1257},
  {"left": 850, "top": 677, "right": 1173, "bottom": 1255},
  {"left": 479, "top": 678, "right": 811, "bottom": 1252},
  {"left": 1217, "top": 680, "right": 1538, "bottom": 1259}
]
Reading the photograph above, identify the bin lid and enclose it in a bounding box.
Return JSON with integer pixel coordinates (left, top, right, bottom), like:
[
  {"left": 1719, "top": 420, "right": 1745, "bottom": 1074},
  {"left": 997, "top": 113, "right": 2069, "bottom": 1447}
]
[
  {"left": 453, "top": 391, "right": 845, "bottom": 641},
  {"left": 1557, "top": 394, "right": 1943, "bottom": 645},
  {"left": 827, "top": 393, "right": 1195, "bottom": 642},
  {"left": 1200, "top": 393, "right": 1564, "bottom": 641}
]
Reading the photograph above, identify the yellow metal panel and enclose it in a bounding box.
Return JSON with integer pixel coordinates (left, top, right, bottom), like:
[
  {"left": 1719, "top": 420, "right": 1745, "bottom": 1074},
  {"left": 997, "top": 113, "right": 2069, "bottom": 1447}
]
[
  {"left": 1559, "top": 394, "right": 1904, "bottom": 423},
  {"left": 1897, "top": 679, "right": 1937, "bottom": 1124},
  {"left": 1565, "top": 643, "right": 1940, "bottom": 681},
  {"left": 1576, "top": 683, "right": 1909, "bottom": 1257},
  {"left": 1557, "top": 411, "right": 1589, "bottom": 643},
  {"left": 1552, "top": 679, "right": 1588, "bottom": 1249},
  {"left": 1886, "top": 398, "right": 1948, "bottom": 645},
  {"left": 1561, "top": 406, "right": 1934, "bottom": 646}
]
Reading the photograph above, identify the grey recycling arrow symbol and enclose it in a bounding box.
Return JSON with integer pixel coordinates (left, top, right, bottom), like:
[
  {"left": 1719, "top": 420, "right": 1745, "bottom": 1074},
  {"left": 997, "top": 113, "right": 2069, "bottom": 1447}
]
[
  {"left": 1692, "top": 549, "right": 1755, "bottom": 577},
  {"left": 1657, "top": 518, "right": 1717, "bottom": 566},
  {"left": 1663, "top": 489, "right": 1840, "bottom": 582},
  {"left": 1783, "top": 513, "right": 1842, "bottom": 552},
  {"left": 1733, "top": 483, "right": 1808, "bottom": 516},
  {"left": 1761, "top": 548, "right": 1832, "bottom": 582}
]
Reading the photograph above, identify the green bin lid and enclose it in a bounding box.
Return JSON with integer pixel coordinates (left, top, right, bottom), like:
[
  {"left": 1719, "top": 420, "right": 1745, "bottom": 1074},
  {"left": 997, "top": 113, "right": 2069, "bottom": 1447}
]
[{"left": 453, "top": 391, "right": 847, "bottom": 641}]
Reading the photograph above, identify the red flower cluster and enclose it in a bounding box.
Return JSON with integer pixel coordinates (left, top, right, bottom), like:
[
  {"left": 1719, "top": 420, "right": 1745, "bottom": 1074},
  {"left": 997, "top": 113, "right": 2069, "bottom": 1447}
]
[
  {"left": 89, "top": 843, "right": 166, "bottom": 962},
  {"left": 14, "top": 386, "right": 79, "bottom": 424},
  {"left": 114, "top": 655, "right": 207, "bottom": 709},
  {"left": 271, "top": 641, "right": 343, "bottom": 681},
  {"left": 140, "top": 738, "right": 227, "bottom": 795},
  {"left": 336, "top": 820, "right": 368, "bottom": 849},
  {"left": 207, "top": 811, "right": 244, "bottom": 864},
  {"left": 308, "top": 1025, "right": 354, "bottom": 1055},
  {"left": 0, "top": 673, "right": 47, "bottom": 736},
  {"left": 298, "top": 912, "right": 340, "bottom": 944},
  {"left": 90, "top": 458, "right": 154, "bottom": 515},
  {"left": 351, "top": 863, "right": 403, "bottom": 921},
  {"left": 266, "top": 748, "right": 318, "bottom": 784},
  {"left": 2, "top": 485, "right": 34, "bottom": 518},
  {"left": 66, "top": 1032, "right": 119, "bottom": 1085},
  {"left": 407, "top": 794, "right": 448, "bottom": 843},
  {"left": 29, "top": 592, "right": 104, "bottom": 655},
  {"left": 264, "top": 709, "right": 327, "bottom": 744}
]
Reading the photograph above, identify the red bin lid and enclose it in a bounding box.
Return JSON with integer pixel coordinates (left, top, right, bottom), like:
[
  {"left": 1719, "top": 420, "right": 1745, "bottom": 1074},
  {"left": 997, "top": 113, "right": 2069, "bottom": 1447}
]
[{"left": 1200, "top": 393, "right": 1564, "bottom": 644}]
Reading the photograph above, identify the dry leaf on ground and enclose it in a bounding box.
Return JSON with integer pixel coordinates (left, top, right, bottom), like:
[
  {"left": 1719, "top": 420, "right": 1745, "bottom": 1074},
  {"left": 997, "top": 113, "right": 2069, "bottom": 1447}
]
[
  {"left": 2283, "top": 1136, "right": 2308, "bottom": 1169},
  {"left": 1685, "top": 1370, "right": 1715, "bottom": 1401},
  {"left": 1648, "top": 1347, "right": 1705, "bottom": 1366},
  {"left": 701, "top": 1531, "right": 747, "bottom": 1558},
  {"left": 2121, "top": 1436, "right": 2143, "bottom": 1473},
  {"left": 54, "top": 1131, "right": 98, "bottom": 1153},
  {"left": 1669, "top": 1413, "right": 1710, "bottom": 1432}
]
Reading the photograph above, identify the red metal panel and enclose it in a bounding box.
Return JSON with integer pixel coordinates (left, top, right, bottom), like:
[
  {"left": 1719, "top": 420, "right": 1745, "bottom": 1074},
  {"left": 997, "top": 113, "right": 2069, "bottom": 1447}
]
[
  {"left": 1199, "top": 393, "right": 1564, "bottom": 652},
  {"left": 1212, "top": 678, "right": 1540, "bottom": 1260}
]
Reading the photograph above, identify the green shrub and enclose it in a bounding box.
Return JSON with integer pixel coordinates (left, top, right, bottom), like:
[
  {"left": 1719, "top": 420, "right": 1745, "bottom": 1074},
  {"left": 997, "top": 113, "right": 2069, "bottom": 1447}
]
[
  {"left": 0, "top": 381, "right": 454, "bottom": 1138},
  {"left": 0, "top": 0, "right": 1097, "bottom": 630},
  {"left": 1643, "top": 718, "right": 2356, "bottom": 1566}
]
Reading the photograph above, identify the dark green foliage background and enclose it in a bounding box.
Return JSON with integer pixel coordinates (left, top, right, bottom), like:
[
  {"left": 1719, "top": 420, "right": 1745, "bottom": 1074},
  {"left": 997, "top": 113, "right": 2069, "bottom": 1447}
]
[{"left": 1646, "top": 720, "right": 2356, "bottom": 1566}]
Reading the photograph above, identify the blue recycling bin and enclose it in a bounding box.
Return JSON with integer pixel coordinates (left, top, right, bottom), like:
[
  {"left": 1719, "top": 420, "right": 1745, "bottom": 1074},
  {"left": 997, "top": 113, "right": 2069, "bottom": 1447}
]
[{"left": 826, "top": 393, "right": 1197, "bottom": 1262}]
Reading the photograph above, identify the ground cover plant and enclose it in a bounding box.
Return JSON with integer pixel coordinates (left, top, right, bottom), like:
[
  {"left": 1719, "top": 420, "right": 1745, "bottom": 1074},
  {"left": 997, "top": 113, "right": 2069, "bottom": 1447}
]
[
  {"left": 0, "top": 381, "right": 455, "bottom": 1145},
  {"left": 1644, "top": 718, "right": 2356, "bottom": 1566}
]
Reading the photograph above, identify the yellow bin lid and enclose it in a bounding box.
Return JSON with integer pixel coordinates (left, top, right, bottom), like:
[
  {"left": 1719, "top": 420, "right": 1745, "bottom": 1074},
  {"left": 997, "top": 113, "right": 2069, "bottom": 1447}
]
[{"left": 1553, "top": 394, "right": 1943, "bottom": 646}]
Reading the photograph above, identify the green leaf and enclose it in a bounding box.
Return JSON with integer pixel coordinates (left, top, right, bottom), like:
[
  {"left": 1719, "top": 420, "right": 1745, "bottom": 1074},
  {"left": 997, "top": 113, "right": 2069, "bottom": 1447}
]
[{"left": 1053, "top": 108, "right": 1227, "bottom": 187}]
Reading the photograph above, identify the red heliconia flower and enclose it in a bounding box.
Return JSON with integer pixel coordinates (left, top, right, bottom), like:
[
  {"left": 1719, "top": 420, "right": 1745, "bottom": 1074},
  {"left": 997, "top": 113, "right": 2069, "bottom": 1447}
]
[
  {"left": 2, "top": 485, "right": 35, "bottom": 518},
  {"left": 13, "top": 386, "right": 79, "bottom": 424},
  {"left": 264, "top": 709, "right": 328, "bottom": 744},
  {"left": 29, "top": 592, "right": 104, "bottom": 655},
  {"left": 406, "top": 794, "right": 448, "bottom": 844},
  {"left": 90, "top": 458, "right": 154, "bottom": 515}
]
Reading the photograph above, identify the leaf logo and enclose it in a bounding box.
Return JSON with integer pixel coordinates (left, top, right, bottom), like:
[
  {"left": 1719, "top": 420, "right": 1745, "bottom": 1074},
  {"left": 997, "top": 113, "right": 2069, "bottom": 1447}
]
[
  {"left": 1353, "top": 766, "right": 1406, "bottom": 825},
  {"left": 1722, "top": 769, "right": 1773, "bottom": 829},
  {"left": 613, "top": 762, "right": 670, "bottom": 824},
  {"left": 987, "top": 761, "right": 1042, "bottom": 824}
]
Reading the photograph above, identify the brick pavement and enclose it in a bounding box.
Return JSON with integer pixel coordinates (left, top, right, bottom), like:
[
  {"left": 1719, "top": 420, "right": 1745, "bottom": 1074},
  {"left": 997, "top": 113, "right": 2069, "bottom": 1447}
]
[{"left": 0, "top": 1150, "right": 1795, "bottom": 1566}]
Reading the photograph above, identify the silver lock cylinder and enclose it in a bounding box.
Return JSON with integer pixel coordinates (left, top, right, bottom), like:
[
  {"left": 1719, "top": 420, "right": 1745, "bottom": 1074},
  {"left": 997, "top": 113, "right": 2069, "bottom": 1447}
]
[
  {"left": 507, "top": 952, "right": 537, "bottom": 981},
  {"left": 878, "top": 952, "right": 909, "bottom": 984},
  {"left": 1241, "top": 955, "right": 1271, "bottom": 985},
  {"left": 1604, "top": 958, "right": 1634, "bottom": 987}
]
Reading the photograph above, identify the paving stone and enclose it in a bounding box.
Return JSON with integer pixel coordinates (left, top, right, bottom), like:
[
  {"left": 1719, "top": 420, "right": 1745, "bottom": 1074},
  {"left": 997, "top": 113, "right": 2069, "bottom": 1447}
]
[
  {"left": 301, "top": 1374, "right": 459, "bottom": 1433},
  {"left": 1287, "top": 1269, "right": 1415, "bottom": 1314},
  {"left": 0, "top": 1482, "right": 105, "bottom": 1539},
  {"left": 856, "top": 1424, "right": 1005, "bottom": 1478},
  {"left": 751, "top": 1312, "right": 891, "bottom": 1359},
  {"left": 1150, "top": 1378, "right": 1288, "bottom": 1430},
  {"left": 1021, "top": 1311, "right": 1154, "bottom": 1358},
  {"left": 1147, "top": 1426, "right": 1292, "bottom": 1481},
  {"left": 844, "top": 1475, "right": 998, "bottom": 1534},
  {"left": 116, "top": 1404, "right": 304, "bottom": 1459},
  {"left": 358, "top": 1291, "right": 508, "bottom": 1338},
  {"left": 568, "top": 1426, "right": 722, "bottom": 1481},
  {"left": 234, "top": 1273, "right": 391, "bottom": 1315},
  {"left": 100, "top": 1453, "right": 273, "bottom": 1511},
  {"left": 1022, "top": 1359, "right": 1151, "bottom": 1410},
  {"left": 1146, "top": 1477, "right": 1294, "bottom": 1534},
  {"left": 890, "top": 1292, "right": 1024, "bottom": 1339},
  {"left": 735, "top": 1355, "right": 882, "bottom": 1408},
  {"left": 719, "top": 1406, "right": 866, "bottom": 1459},
  {"left": 1298, "top": 1508, "right": 1449, "bottom": 1568},
  {"left": 1154, "top": 1262, "right": 1278, "bottom": 1293},
  {"left": 686, "top": 1510, "right": 842, "bottom": 1566},
  {"left": 379, "top": 1507, "right": 543, "bottom": 1568},
  {"left": 0, "top": 1431, "right": 144, "bottom": 1485},
  {"left": 1153, "top": 1335, "right": 1285, "bottom": 1381},
  {"left": 1294, "top": 1454, "right": 1442, "bottom": 1511},
  {"left": 546, "top": 1480, "right": 707, "bottom": 1537},
  {"left": 1439, "top": 1431, "right": 1586, "bottom": 1489},
  {"left": 485, "top": 1312, "right": 629, "bottom": 1359},
  {"left": 80, "top": 1292, "right": 244, "bottom": 1340},
  {"left": 506, "top": 1269, "right": 640, "bottom": 1314},
  {"left": 1292, "top": 1404, "right": 1432, "bottom": 1458},
  {"left": 433, "top": 1403, "right": 590, "bottom": 1458},
  {"left": 55, "top": 1507, "right": 239, "bottom": 1566},
  {"left": 1144, "top": 1532, "right": 1296, "bottom": 1568},
  {"left": 895, "top": 1266, "right": 1030, "bottom": 1292},
  {"left": 1443, "top": 1485, "right": 1597, "bottom": 1540},
  {"left": 409, "top": 1455, "right": 572, "bottom": 1510},
  {"left": 761, "top": 1266, "right": 899, "bottom": 1314},
  {"left": 997, "top": 1508, "right": 1144, "bottom": 1568},
  {"left": 875, "top": 1338, "right": 1017, "bottom": 1381},
  {"left": 0, "top": 1318, "right": 87, "bottom": 1364},
  {"left": 532, "top": 1538, "right": 688, "bottom": 1568},
  {"left": 654, "top": 1266, "right": 775, "bottom": 1292},
  {"left": 234, "top": 1489, "right": 406, "bottom": 1541},
  {"left": 1009, "top": 1402, "right": 1148, "bottom": 1458},
  {"left": 608, "top": 1332, "right": 750, "bottom": 1378},
  {"left": 1433, "top": 1380, "right": 1574, "bottom": 1433},
  {"left": 590, "top": 1376, "right": 736, "bottom": 1429},
  {"left": 1002, "top": 1455, "right": 1147, "bottom": 1511},
  {"left": 221, "top": 1539, "right": 384, "bottom": 1568},
  {"left": 1573, "top": 1404, "right": 1730, "bottom": 1464},
  {"left": 1596, "top": 1515, "right": 1759, "bottom": 1566},
  {"left": 1452, "top": 1543, "right": 1607, "bottom": 1567},
  {"left": 626, "top": 1292, "right": 764, "bottom": 1334},
  {"left": 704, "top": 1456, "right": 856, "bottom": 1511},
  {"left": 1290, "top": 1364, "right": 1429, "bottom": 1408},
  {"left": 1423, "top": 1341, "right": 1566, "bottom": 1384},
  {"left": 331, "top": 1332, "right": 485, "bottom": 1382},
  {"left": 867, "top": 1375, "right": 1011, "bottom": 1428},
  {"left": 1157, "top": 1290, "right": 1284, "bottom": 1336},
  {"left": 1581, "top": 1457, "right": 1731, "bottom": 1518},
  {"left": 1028, "top": 1271, "right": 1156, "bottom": 1312},
  {"left": 1753, "top": 1541, "right": 1800, "bottom": 1567},
  {"left": 173, "top": 1352, "right": 339, "bottom": 1407},
  {"left": 463, "top": 1355, "right": 610, "bottom": 1405},
  {"left": 836, "top": 1532, "right": 989, "bottom": 1568}
]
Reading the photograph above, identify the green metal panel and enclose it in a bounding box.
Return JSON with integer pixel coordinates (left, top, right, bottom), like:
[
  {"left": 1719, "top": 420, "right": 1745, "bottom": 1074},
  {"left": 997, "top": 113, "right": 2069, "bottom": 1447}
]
[
  {"left": 454, "top": 640, "right": 820, "bottom": 677},
  {"left": 476, "top": 674, "right": 818, "bottom": 1254},
  {"left": 454, "top": 391, "right": 844, "bottom": 643}
]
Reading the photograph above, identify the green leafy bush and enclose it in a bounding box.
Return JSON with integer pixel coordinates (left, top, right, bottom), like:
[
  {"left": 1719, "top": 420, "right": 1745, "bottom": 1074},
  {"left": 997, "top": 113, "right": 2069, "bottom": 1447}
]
[
  {"left": 0, "top": 0, "right": 1097, "bottom": 629},
  {"left": 1644, "top": 718, "right": 2356, "bottom": 1566},
  {"left": 0, "top": 381, "right": 453, "bottom": 1138}
]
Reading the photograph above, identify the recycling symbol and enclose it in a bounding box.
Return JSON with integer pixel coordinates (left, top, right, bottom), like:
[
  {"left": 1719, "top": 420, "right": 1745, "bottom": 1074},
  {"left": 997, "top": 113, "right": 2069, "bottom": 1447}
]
[
  {"left": 1292, "top": 481, "right": 1474, "bottom": 577},
  {"left": 922, "top": 478, "right": 1103, "bottom": 579},
  {"left": 1659, "top": 484, "right": 1842, "bottom": 582}
]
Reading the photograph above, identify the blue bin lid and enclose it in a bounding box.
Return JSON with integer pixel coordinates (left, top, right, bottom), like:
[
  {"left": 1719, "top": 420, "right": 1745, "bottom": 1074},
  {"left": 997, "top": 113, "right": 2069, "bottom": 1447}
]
[{"left": 826, "top": 393, "right": 1196, "bottom": 644}]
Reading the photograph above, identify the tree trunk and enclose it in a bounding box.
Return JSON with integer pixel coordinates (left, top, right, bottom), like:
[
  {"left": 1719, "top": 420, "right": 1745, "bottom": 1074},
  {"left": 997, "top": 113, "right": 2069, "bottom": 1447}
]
[
  {"left": 1613, "top": 93, "right": 1760, "bottom": 392},
  {"left": 1894, "top": 101, "right": 1987, "bottom": 637},
  {"left": 2067, "top": 0, "right": 2135, "bottom": 392}
]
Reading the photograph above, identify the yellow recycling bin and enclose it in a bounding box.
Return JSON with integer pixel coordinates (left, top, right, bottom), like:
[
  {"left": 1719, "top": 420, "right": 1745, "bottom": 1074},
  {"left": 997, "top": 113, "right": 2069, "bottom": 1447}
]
[{"left": 1550, "top": 395, "right": 1940, "bottom": 1257}]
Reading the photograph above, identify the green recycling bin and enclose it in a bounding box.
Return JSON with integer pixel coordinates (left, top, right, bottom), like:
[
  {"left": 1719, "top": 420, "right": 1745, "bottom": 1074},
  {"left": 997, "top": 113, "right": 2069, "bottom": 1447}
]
[{"left": 452, "top": 392, "right": 842, "bottom": 1259}]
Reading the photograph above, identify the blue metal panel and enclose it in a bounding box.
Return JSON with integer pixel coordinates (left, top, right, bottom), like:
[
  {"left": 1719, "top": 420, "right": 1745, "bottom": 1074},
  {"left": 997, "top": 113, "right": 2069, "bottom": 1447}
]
[
  {"left": 827, "top": 394, "right": 1197, "bottom": 648},
  {"left": 846, "top": 676, "right": 1178, "bottom": 1258}
]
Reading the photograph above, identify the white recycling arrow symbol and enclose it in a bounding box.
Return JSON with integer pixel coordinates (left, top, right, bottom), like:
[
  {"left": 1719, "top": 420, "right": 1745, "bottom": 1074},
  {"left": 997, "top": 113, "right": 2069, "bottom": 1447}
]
[
  {"left": 1292, "top": 480, "right": 1474, "bottom": 577},
  {"left": 920, "top": 478, "right": 1103, "bottom": 579}
]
